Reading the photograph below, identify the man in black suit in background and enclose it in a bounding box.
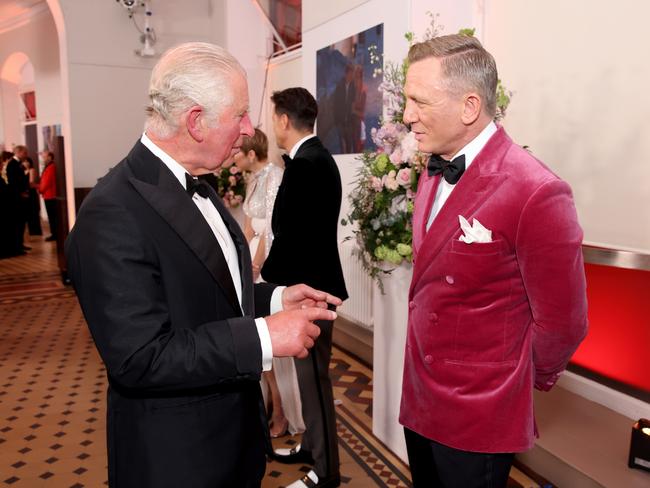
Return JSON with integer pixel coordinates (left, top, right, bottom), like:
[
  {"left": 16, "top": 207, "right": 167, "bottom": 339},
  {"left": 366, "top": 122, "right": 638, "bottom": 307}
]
[
  {"left": 6, "top": 145, "right": 30, "bottom": 253},
  {"left": 263, "top": 87, "right": 348, "bottom": 488},
  {"left": 65, "top": 43, "right": 341, "bottom": 488}
]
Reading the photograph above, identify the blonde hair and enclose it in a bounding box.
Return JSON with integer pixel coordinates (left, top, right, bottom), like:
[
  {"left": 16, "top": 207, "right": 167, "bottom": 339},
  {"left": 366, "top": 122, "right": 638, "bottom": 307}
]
[
  {"left": 408, "top": 34, "right": 497, "bottom": 117},
  {"left": 145, "top": 42, "right": 246, "bottom": 138}
]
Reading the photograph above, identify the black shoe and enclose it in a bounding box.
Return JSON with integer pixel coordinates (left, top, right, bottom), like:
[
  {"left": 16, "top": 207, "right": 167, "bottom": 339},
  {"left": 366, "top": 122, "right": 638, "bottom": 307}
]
[
  {"left": 272, "top": 444, "right": 314, "bottom": 465},
  {"left": 45, "top": 235, "right": 56, "bottom": 242}
]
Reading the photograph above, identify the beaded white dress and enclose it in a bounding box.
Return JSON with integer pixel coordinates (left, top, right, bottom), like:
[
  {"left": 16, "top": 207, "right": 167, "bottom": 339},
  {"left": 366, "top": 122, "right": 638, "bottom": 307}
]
[{"left": 244, "top": 163, "right": 305, "bottom": 435}]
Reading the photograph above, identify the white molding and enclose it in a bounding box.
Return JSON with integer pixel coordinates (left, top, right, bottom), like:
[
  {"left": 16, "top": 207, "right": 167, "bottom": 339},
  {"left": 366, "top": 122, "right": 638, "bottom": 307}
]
[
  {"left": 0, "top": 2, "right": 49, "bottom": 36},
  {"left": 558, "top": 371, "right": 650, "bottom": 420},
  {"left": 269, "top": 47, "right": 302, "bottom": 66}
]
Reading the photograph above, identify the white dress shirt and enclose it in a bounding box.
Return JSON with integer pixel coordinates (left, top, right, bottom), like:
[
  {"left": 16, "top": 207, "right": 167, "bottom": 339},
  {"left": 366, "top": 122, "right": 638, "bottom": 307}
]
[
  {"left": 426, "top": 122, "right": 497, "bottom": 230},
  {"left": 288, "top": 133, "right": 316, "bottom": 159},
  {"left": 141, "top": 133, "right": 281, "bottom": 371}
]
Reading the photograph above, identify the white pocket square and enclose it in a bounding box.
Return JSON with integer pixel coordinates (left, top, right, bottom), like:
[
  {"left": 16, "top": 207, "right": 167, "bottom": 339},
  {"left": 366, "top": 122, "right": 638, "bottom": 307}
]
[{"left": 458, "top": 215, "right": 492, "bottom": 243}]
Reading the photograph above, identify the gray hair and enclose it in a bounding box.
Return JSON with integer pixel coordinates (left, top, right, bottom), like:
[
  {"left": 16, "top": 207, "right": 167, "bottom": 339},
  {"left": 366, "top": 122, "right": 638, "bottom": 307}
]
[
  {"left": 145, "top": 42, "right": 246, "bottom": 138},
  {"left": 408, "top": 34, "right": 497, "bottom": 117}
]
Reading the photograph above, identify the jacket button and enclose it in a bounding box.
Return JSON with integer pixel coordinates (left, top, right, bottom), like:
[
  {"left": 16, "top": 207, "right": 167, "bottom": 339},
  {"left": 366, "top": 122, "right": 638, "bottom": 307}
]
[
  {"left": 430, "top": 313, "right": 438, "bottom": 321},
  {"left": 445, "top": 275, "right": 454, "bottom": 284},
  {"left": 408, "top": 301, "right": 416, "bottom": 310},
  {"left": 424, "top": 355, "right": 433, "bottom": 364}
]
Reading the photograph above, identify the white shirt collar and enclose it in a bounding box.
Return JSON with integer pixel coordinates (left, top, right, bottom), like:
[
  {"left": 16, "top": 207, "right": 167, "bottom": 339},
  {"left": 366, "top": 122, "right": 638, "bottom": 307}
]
[
  {"left": 451, "top": 121, "right": 497, "bottom": 172},
  {"left": 288, "top": 133, "right": 316, "bottom": 159},
  {"left": 140, "top": 132, "right": 190, "bottom": 189}
]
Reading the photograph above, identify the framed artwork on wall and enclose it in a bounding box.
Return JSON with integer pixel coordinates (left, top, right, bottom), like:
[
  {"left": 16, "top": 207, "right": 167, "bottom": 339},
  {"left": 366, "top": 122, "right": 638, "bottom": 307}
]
[{"left": 316, "top": 23, "right": 383, "bottom": 155}]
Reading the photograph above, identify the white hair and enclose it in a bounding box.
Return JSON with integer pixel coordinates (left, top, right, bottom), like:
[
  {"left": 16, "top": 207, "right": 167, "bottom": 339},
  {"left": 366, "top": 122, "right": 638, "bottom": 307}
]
[{"left": 144, "top": 42, "right": 246, "bottom": 138}]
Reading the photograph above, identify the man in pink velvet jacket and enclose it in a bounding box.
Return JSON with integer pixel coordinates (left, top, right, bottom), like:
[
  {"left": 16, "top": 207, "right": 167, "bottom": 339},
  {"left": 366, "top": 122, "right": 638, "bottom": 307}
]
[{"left": 399, "top": 34, "right": 588, "bottom": 487}]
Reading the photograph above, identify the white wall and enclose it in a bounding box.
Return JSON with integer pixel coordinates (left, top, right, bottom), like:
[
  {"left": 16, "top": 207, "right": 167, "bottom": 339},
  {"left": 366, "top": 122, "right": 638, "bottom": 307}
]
[
  {"left": 263, "top": 51, "right": 303, "bottom": 165},
  {"left": 483, "top": 0, "right": 650, "bottom": 252},
  {"left": 57, "top": 0, "right": 231, "bottom": 188},
  {"left": 0, "top": 8, "right": 61, "bottom": 151}
]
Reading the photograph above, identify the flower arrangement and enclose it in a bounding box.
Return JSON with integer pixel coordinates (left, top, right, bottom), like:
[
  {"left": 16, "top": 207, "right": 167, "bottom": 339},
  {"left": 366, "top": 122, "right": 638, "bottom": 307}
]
[
  {"left": 214, "top": 161, "right": 246, "bottom": 208},
  {"left": 342, "top": 15, "right": 512, "bottom": 289}
]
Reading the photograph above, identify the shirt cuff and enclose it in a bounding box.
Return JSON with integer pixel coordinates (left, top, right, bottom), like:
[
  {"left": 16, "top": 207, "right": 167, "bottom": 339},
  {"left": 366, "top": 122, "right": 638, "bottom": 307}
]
[
  {"left": 254, "top": 318, "right": 273, "bottom": 372},
  {"left": 270, "top": 286, "right": 286, "bottom": 314}
]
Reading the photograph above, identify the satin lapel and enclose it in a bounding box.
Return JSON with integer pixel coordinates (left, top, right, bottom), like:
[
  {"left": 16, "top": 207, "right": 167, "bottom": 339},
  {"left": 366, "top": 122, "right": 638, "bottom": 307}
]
[
  {"left": 128, "top": 166, "right": 241, "bottom": 312},
  {"left": 205, "top": 187, "right": 254, "bottom": 317},
  {"left": 412, "top": 167, "right": 507, "bottom": 286}
]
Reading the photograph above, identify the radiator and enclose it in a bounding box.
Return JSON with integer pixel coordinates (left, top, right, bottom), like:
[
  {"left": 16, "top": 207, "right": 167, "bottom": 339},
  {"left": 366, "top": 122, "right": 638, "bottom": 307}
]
[{"left": 338, "top": 240, "right": 374, "bottom": 329}]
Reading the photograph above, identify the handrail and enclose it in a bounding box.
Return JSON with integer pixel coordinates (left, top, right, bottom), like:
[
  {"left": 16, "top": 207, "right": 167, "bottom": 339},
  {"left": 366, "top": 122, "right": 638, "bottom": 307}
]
[{"left": 582, "top": 244, "right": 650, "bottom": 271}]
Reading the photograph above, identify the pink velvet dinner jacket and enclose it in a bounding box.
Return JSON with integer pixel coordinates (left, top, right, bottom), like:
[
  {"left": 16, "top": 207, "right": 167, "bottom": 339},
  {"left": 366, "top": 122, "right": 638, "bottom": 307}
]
[{"left": 399, "top": 126, "right": 588, "bottom": 453}]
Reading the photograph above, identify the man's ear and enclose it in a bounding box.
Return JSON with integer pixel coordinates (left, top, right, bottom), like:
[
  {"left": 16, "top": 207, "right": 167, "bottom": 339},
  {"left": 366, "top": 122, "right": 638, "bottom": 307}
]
[
  {"left": 461, "top": 93, "right": 482, "bottom": 125},
  {"left": 186, "top": 106, "right": 205, "bottom": 142},
  {"left": 280, "top": 113, "right": 290, "bottom": 131}
]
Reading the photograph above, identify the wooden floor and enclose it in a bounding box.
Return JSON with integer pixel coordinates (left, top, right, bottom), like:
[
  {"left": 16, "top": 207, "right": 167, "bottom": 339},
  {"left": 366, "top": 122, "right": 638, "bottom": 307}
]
[{"left": 0, "top": 231, "right": 545, "bottom": 487}]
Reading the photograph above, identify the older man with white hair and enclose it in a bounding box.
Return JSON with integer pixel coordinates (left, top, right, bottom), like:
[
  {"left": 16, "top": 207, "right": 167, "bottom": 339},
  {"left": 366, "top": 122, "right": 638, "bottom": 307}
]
[{"left": 66, "top": 42, "right": 341, "bottom": 488}]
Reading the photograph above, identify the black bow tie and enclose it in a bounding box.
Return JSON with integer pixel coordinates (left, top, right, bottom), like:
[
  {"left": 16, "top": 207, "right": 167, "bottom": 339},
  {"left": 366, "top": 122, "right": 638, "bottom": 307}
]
[
  {"left": 427, "top": 154, "right": 466, "bottom": 184},
  {"left": 281, "top": 154, "right": 293, "bottom": 166},
  {"left": 185, "top": 173, "right": 211, "bottom": 198}
]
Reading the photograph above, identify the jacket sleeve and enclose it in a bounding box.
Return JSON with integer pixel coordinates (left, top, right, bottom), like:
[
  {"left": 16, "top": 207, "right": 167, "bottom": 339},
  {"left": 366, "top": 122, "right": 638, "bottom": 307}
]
[
  {"left": 65, "top": 194, "right": 263, "bottom": 393},
  {"left": 515, "top": 179, "right": 588, "bottom": 391}
]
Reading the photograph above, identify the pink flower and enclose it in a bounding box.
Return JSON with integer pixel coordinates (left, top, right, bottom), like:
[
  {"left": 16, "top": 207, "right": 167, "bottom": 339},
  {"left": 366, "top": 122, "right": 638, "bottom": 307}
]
[
  {"left": 229, "top": 166, "right": 240, "bottom": 175},
  {"left": 389, "top": 148, "right": 403, "bottom": 165},
  {"left": 382, "top": 170, "right": 399, "bottom": 191},
  {"left": 228, "top": 176, "right": 237, "bottom": 186},
  {"left": 396, "top": 167, "right": 411, "bottom": 187},
  {"left": 370, "top": 176, "right": 383, "bottom": 192}
]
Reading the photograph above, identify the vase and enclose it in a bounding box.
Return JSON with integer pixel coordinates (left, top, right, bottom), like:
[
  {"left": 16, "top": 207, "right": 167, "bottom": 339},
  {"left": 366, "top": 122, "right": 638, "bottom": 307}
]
[{"left": 372, "top": 261, "right": 412, "bottom": 463}]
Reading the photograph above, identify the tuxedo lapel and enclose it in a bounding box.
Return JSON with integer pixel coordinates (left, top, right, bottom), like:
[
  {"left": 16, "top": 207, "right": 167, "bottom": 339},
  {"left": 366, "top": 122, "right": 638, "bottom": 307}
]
[
  {"left": 126, "top": 144, "right": 241, "bottom": 312},
  {"left": 411, "top": 129, "right": 511, "bottom": 286},
  {"left": 412, "top": 173, "right": 441, "bottom": 256},
  {"left": 205, "top": 187, "right": 254, "bottom": 317}
]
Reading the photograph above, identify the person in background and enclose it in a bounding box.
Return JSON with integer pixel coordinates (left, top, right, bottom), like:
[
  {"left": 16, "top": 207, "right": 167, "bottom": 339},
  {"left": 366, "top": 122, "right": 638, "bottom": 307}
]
[
  {"left": 0, "top": 151, "right": 19, "bottom": 258},
  {"left": 6, "top": 145, "right": 30, "bottom": 253},
  {"left": 399, "top": 34, "right": 588, "bottom": 488},
  {"left": 263, "top": 87, "right": 348, "bottom": 488},
  {"left": 22, "top": 156, "right": 42, "bottom": 236},
  {"left": 234, "top": 127, "right": 305, "bottom": 439},
  {"left": 65, "top": 42, "right": 340, "bottom": 488},
  {"left": 38, "top": 150, "right": 57, "bottom": 242}
]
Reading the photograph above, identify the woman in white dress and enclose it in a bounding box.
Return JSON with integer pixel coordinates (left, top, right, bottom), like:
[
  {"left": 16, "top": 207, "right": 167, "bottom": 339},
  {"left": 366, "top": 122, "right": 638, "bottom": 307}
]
[{"left": 233, "top": 128, "right": 305, "bottom": 437}]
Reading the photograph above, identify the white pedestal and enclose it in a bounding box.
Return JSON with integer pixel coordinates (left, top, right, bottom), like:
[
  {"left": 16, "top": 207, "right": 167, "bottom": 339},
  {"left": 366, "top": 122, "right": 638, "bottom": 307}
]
[{"left": 372, "top": 263, "right": 412, "bottom": 463}]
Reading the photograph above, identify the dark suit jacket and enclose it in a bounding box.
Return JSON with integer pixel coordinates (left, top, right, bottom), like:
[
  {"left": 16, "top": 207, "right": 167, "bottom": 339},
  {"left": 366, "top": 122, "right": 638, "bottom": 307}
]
[
  {"left": 262, "top": 137, "right": 348, "bottom": 301},
  {"left": 66, "top": 141, "right": 276, "bottom": 488}
]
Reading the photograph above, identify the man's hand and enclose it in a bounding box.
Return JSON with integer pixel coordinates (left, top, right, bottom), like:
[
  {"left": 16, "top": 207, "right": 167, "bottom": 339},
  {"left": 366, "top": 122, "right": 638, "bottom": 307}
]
[
  {"left": 282, "top": 284, "right": 343, "bottom": 311},
  {"left": 265, "top": 307, "right": 336, "bottom": 358}
]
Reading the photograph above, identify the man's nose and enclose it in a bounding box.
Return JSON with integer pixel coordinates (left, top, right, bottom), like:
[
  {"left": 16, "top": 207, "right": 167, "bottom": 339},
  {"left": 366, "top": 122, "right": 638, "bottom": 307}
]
[
  {"left": 403, "top": 101, "right": 416, "bottom": 125},
  {"left": 241, "top": 113, "right": 254, "bottom": 137}
]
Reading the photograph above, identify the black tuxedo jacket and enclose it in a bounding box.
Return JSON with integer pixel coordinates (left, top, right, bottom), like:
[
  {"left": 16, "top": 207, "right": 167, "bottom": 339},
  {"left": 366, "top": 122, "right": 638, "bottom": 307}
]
[
  {"left": 262, "top": 136, "right": 348, "bottom": 301},
  {"left": 66, "top": 141, "right": 275, "bottom": 488}
]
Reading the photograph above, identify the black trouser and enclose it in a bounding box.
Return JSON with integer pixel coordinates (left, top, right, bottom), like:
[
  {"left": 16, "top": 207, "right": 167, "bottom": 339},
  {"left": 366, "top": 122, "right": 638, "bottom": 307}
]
[
  {"left": 44, "top": 199, "right": 57, "bottom": 238},
  {"left": 294, "top": 304, "right": 339, "bottom": 479},
  {"left": 404, "top": 428, "right": 514, "bottom": 488}
]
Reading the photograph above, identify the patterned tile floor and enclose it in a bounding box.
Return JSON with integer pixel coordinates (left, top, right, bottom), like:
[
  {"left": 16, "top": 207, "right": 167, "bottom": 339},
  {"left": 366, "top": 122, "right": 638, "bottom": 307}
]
[{"left": 0, "top": 232, "right": 546, "bottom": 487}]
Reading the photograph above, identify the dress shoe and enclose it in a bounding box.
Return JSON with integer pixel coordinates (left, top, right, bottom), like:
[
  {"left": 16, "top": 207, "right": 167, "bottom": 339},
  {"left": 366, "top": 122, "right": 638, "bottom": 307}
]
[
  {"left": 286, "top": 470, "right": 340, "bottom": 488},
  {"left": 272, "top": 443, "right": 314, "bottom": 465}
]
